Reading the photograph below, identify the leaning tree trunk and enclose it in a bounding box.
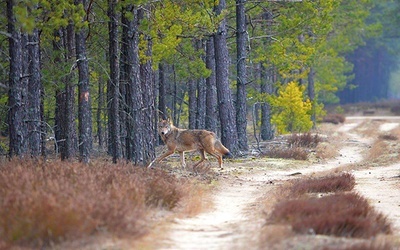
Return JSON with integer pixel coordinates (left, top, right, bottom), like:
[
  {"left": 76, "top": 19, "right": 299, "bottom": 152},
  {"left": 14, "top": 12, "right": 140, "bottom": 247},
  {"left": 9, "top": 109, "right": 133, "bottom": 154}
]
[
  {"left": 235, "top": 0, "right": 249, "bottom": 151},
  {"left": 214, "top": 0, "right": 238, "bottom": 155},
  {"left": 205, "top": 37, "right": 218, "bottom": 133},
  {"left": 75, "top": 0, "right": 92, "bottom": 163},
  {"left": 107, "top": 0, "right": 122, "bottom": 163},
  {"left": 7, "top": 0, "right": 27, "bottom": 157}
]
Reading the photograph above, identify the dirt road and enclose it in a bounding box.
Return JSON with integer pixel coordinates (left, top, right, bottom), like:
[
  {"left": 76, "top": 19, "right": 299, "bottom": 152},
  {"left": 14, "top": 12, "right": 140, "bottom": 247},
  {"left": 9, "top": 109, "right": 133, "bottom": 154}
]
[{"left": 158, "top": 117, "right": 400, "bottom": 250}]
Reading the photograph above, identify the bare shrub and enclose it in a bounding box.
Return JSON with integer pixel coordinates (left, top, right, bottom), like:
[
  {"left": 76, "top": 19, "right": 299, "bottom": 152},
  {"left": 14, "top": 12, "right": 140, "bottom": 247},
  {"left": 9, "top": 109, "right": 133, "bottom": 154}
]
[
  {"left": 290, "top": 172, "right": 355, "bottom": 195},
  {"left": 323, "top": 241, "right": 394, "bottom": 250},
  {"left": 323, "top": 114, "right": 346, "bottom": 124},
  {"left": 378, "top": 134, "right": 398, "bottom": 141},
  {"left": 263, "top": 147, "right": 308, "bottom": 160},
  {"left": 288, "top": 133, "right": 322, "bottom": 148},
  {"left": 390, "top": 105, "right": 400, "bottom": 115},
  {"left": 0, "top": 159, "right": 187, "bottom": 248},
  {"left": 268, "top": 193, "right": 392, "bottom": 238}
]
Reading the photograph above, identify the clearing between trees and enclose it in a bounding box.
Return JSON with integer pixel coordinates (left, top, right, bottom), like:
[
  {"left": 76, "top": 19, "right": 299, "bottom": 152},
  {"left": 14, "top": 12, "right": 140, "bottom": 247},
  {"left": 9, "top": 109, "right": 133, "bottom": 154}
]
[{"left": 140, "top": 116, "right": 400, "bottom": 250}]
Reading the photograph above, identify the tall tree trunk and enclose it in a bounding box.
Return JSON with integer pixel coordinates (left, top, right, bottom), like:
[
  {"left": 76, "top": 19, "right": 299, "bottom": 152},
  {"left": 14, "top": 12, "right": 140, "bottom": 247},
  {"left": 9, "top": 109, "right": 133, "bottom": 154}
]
[
  {"left": 260, "top": 64, "right": 274, "bottom": 140},
  {"left": 7, "top": 0, "right": 27, "bottom": 157},
  {"left": 124, "top": 6, "right": 144, "bottom": 164},
  {"left": 214, "top": 0, "right": 238, "bottom": 155},
  {"left": 158, "top": 63, "right": 167, "bottom": 118},
  {"left": 140, "top": 25, "right": 156, "bottom": 164},
  {"left": 196, "top": 40, "right": 206, "bottom": 129},
  {"left": 205, "top": 37, "right": 218, "bottom": 133},
  {"left": 119, "top": 13, "right": 129, "bottom": 159},
  {"left": 53, "top": 28, "right": 74, "bottom": 159},
  {"left": 75, "top": 0, "right": 92, "bottom": 163},
  {"left": 308, "top": 67, "right": 316, "bottom": 127},
  {"left": 107, "top": 0, "right": 122, "bottom": 163},
  {"left": 65, "top": 24, "right": 77, "bottom": 159},
  {"left": 188, "top": 79, "right": 196, "bottom": 129},
  {"left": 97, "top": 77, "right": 105, "bottom": 150},
  {"left": 27, "top": 28, "right": 42, "bottom": 157},
  {"left": 196, "top": 77, "right": 206, "bottom": 129},
  {"left": 236, "top": 0, "right": 248, "bottom": 151}
]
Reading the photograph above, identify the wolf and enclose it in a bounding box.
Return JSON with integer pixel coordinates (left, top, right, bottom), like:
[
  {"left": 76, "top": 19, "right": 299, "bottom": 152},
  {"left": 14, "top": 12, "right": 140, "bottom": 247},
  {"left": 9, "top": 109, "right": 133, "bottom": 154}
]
[{"left": 147, "top": 118, "right": 231, "bottom": 169}]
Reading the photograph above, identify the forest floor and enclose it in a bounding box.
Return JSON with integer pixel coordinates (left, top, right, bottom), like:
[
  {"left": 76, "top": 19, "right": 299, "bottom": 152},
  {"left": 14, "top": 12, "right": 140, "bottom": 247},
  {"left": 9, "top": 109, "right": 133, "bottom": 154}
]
[{"left": 136, "top": 115, "right": 400, "bottom": 250}]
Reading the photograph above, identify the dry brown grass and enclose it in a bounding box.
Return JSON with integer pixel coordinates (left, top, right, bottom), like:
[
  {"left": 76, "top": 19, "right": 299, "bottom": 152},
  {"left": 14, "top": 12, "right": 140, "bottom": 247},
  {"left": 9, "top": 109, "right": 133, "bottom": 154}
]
[{"left": 0, "top": 159, "right": 194, "bottom": 248}]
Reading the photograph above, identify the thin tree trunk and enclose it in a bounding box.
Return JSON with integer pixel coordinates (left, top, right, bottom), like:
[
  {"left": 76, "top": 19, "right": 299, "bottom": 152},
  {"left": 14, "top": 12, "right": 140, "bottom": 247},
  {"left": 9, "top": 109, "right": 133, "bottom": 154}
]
[
  {"left": 260, "top": 64, "right": 274, "bottom": 140},
  {"left": 97, "top": 77, "right": 104, "bottom": 150},
  {"left": 236, "top": 0, "right": 248, "bottom": 151},
  {"left": 308, "top": 66, "right": 316, "bottom": 127},
  {"left": 214, "top": 0, "right": 238, "bottom": 155},
  {"left": 108, "top": 0, "right": 122, "bottom": 163},
  {"left": 188, "top": 79, "right": 196, "bottom": 129},
  {"left": 27, "top": 28, "right": 42, "bottom": 157},
  {"left": 196, "top": 40, "right": 206, "bottom": 129},
  {"left": 75, "top": 0, "right": 92, "bottom": 163},
  {"left": 158, "top": 62, "right": 167, "bottom": 118},
  {"left": 205, "top": 37, "right": 218, "bottom": 133},
  {"left": 65, "top": 24, "right": 77, "bottom": 159},
  {"left": 140, "top": 23, "right": 156, "bottom": 164}
]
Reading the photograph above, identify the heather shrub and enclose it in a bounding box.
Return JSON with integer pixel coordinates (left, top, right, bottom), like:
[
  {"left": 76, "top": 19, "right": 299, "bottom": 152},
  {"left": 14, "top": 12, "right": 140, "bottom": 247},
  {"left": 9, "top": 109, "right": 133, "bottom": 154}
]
[
  {"left": 0, "top": 159, "right": 186, "bottom": 247},
  {"left": 263, "top": 147, "right": 308, "bottom": 160},
  {"left": 290, "top": 172, "right": 355, "bottom": 195},
  {"left": 288, "top": 133, "right": 322, "bottom": 148},
  {"left": 268, "top": 193, "right": 391, "bottom": 238}
]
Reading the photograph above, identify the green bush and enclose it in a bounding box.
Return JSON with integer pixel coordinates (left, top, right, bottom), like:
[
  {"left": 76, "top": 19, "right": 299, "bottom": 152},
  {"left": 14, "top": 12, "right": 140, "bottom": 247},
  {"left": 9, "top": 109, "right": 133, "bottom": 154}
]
[{"left": 270, "top": 81, "right": 313, "bottom": 134}]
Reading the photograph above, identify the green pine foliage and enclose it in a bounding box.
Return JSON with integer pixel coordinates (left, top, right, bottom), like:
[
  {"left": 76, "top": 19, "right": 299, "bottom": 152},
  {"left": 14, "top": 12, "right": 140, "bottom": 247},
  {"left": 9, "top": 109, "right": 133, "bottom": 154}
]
[{"left": 270, "top": 82, "right": 313, "bottom": 134}]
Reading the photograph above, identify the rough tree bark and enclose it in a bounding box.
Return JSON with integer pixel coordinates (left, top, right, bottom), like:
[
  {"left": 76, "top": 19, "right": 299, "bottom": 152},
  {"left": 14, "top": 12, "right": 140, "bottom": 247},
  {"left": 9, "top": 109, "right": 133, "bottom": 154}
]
[
  {"left": 27, "top": 28, "right": 42, "bottom": 157},
  {"left": 214, "top": 0, "right": 238, "bottom": 155},
  {"left": 107, "top": 0, "right": 122, "bottom": 163},
  {"left": 7, "top": 0, "right": 27, "bottom": 157},
  {"left": 75, "top": 0, "right": 92, "bottom": 163},
  {"left": 124, "top": 5, "right": 144, "bottom": 164},
  {"left": 205, "top": 37, "right": 218, "bottom": 133},
  {"left": 236, "top": 0, "right": 249, "bottom": 151}
]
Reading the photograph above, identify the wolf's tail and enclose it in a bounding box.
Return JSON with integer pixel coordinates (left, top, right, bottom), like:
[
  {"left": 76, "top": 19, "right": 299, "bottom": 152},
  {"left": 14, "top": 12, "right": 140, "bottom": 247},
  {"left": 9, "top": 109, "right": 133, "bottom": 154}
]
[{"left": 215, "top": 140, "right": 232, "bottom": 158}]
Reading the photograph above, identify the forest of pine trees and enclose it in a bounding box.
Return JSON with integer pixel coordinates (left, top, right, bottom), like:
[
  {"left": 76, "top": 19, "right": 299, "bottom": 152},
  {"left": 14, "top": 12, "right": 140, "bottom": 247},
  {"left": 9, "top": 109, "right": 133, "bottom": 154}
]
[{"left": 1, "top": 0, "right": 399, "bottom": 164}]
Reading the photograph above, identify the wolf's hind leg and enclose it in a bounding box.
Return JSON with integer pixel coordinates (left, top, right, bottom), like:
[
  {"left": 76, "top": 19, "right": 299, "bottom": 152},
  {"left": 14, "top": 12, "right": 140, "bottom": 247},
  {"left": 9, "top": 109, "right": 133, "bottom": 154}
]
[{"left": 193, "top": 149, "right": 206, "bottom": 172}]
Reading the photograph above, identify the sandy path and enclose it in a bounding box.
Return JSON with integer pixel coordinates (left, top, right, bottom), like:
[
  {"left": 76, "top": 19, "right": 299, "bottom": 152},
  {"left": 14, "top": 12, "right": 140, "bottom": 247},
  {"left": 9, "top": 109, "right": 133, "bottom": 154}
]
[{"left": 158, "top": 117, "right": 400, "bottom": 249}]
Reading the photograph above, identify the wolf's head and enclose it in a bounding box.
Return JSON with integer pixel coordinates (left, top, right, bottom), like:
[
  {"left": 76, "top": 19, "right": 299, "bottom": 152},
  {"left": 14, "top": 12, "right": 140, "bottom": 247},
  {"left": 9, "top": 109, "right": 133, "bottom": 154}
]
[{"left": 158, "top": 118, "right": 172, "bottom": 136}]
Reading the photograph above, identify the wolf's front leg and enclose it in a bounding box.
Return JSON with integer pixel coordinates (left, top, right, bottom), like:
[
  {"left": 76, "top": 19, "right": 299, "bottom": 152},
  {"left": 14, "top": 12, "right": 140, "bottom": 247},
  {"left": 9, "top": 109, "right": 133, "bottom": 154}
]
[
  {"left": 147, "top": 149, "right": 175, "bottom": 168},
  {"left": 179, "top": 151, "right": 186, "bottom": 169}
]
